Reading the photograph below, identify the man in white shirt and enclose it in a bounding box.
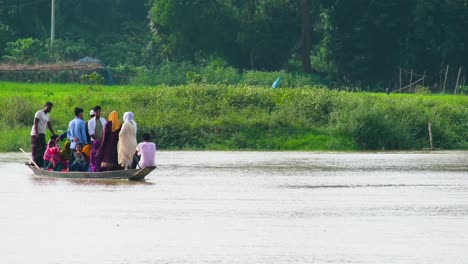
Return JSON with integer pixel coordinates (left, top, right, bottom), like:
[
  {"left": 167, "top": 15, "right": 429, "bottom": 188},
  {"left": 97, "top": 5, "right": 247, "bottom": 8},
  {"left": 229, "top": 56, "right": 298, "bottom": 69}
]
[
  {"left": 87, "top": 105, "right": 107, "bottom": 142},
  {"left": 30, "top": 102, "right": 56, "bottom": 168}
]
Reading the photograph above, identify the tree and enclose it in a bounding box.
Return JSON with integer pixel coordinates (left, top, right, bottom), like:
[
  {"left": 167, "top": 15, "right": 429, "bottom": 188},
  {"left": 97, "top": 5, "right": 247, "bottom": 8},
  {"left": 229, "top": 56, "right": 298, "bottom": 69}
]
[
  {"left": 2, "top": 38, "right": 46, "bottom": 64},
  {"left": 300, "top": 0, "right": 312, "bottom": 73},
  {"left": 1, "top": 0, "right": 150, "bottom": 66},
  {"left": 148, "top": 0, "right": 300, "bottom": 70},
  {"left": 325, "top": 0, "right": 468, "bottom": 86},
  {"left": 326, "top": 0, "right": 412, "bottom": 84}
]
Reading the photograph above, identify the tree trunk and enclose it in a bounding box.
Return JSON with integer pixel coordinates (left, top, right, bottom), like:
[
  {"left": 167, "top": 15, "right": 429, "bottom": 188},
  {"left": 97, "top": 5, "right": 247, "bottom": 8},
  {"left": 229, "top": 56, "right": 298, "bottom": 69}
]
[
  {"left": 300, "top": 0, "right": 312, "bottom": 73},
  {"left": 250, "top": 49, "right": 255, "bottom": 70}
]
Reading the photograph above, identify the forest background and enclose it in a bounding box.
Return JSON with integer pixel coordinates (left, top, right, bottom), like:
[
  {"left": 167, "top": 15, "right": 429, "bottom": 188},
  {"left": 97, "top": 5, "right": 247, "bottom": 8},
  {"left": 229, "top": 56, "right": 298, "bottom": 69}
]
[{"left": 1, "top": 0, "right": 468, "bottom": 89}]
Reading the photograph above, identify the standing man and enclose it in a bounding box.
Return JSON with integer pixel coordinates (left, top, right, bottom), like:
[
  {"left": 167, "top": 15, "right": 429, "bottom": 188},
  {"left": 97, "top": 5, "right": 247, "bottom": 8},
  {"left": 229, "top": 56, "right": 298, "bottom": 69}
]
[
  {"left": 31, "top": 102, "right": 56, "bottom": 168},
  {"left": 88, "top": 106, "right": 106, "bottom": 172},
  {"left": 87, "top": 105, "right": 107, "bottom": 142},
  {"left": 67, "top": 107, "right": 88, "bottom": 151}
]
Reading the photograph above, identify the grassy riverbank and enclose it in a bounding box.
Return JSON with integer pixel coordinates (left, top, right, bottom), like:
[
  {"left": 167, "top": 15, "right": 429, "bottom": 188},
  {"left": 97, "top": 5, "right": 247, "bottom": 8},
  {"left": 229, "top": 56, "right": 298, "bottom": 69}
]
[{"left": 0, "top": 82, "right": 467, "bottom": 152}]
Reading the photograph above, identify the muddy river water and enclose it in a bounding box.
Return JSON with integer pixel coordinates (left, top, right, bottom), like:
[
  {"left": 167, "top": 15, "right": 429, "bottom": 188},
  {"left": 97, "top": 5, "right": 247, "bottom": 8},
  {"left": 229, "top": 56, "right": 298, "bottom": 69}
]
[{"left": 1, "top": 151, "right": 467, "bottom": 264}]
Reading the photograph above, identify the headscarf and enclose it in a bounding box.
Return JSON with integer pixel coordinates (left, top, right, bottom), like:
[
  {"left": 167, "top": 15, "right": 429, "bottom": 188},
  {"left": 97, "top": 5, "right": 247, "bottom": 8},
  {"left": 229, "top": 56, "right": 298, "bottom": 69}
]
[
  {"left": 108, "top": 111, "right": 121, "bottom": 132},
  {"left": 82, "top": 144, "right": 92, "bottom": 158},
  {"left": 123, "top": 112, "right": 137, "bottom": 134},
  {"left": 123, "top": 112, "right": 134, "bottom": 123},
  {"left": 60, "top": 140, "right": 71, "bottom": 161}
]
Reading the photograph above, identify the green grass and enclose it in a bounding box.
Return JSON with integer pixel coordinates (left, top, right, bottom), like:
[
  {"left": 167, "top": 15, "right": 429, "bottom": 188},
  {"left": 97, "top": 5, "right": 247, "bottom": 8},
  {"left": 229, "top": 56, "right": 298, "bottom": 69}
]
[{"left": 0, "top": 81, "right": 466, "bottom": 152}]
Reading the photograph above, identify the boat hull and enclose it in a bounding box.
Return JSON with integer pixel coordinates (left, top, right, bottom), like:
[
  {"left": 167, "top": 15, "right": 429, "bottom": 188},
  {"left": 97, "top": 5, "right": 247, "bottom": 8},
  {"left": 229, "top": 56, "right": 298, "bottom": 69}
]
[{"left": 26, "top": 164, "right": 156, "bottom": 180}]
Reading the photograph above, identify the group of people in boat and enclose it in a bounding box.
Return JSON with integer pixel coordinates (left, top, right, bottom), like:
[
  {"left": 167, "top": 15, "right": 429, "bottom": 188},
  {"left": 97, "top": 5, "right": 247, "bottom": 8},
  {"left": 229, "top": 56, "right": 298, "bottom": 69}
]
[{"left": 30, "top": 102, "right": 156, "bottom": 172}]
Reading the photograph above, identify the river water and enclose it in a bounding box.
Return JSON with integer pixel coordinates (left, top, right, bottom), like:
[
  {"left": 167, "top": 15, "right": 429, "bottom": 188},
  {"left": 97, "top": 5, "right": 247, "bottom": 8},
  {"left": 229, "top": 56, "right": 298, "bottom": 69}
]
[{"left": 0, "top": 151, "right": 467, "bottom": 264}]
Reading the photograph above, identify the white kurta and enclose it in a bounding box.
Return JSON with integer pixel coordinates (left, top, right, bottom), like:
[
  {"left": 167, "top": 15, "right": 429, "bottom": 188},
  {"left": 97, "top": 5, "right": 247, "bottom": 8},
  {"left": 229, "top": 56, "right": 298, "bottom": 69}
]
[{"left": 117, "top": 120, "right": 137, "bottom": 169}]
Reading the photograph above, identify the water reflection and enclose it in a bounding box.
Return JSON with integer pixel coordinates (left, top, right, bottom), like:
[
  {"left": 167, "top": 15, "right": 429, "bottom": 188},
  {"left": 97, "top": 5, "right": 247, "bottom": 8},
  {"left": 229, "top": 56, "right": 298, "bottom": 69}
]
[{"left": 30, "top": 176, "right": 155, "bottom": 187}]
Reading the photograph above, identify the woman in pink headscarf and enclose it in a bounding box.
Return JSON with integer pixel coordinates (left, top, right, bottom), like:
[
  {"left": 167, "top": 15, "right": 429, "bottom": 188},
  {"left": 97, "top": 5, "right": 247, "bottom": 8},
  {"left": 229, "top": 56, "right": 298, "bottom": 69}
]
[{"left": 118, "top": 112, "right": 137, "bottom": 169}]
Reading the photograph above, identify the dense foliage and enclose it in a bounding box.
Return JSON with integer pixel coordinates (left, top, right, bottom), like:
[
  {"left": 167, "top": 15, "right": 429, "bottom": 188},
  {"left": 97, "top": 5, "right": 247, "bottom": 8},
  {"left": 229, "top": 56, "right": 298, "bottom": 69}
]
[
  {"left": 0, "top": 82, "right": 466, "bottom": 152},
  {"left": 1, "top": 1, "right": 466, "bottom": 87},
  {"left": 326, "top": 0, "right": 468, "bottom": 85},
  {"left": 0, "top": 0, "right": 149, "bottom": 65}
]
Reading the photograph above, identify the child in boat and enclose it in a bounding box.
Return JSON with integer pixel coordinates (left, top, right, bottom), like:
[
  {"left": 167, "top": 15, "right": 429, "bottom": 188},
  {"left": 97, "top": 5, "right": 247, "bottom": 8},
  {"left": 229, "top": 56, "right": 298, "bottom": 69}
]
[
  {"left": 43, "top": 136, "right": 67, "bottom": 171},
  {"left": 49, "top": 142, "right": 67, "bottom": 171},
  {"left": 43, "top": 134, "right": 59, "bottom": 170},
  {"left": 70, "top": 143, "right": 90, "bottom": 171},
  {"left": 135, "top": 133, "right": 156, "bottom": 169}
]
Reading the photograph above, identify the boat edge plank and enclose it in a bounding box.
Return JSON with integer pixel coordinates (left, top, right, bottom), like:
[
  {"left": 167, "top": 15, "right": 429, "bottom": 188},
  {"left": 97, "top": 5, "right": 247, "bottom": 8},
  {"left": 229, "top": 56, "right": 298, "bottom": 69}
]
[{"left": 26, "top": 164, "right": 156, "bottom": 180}]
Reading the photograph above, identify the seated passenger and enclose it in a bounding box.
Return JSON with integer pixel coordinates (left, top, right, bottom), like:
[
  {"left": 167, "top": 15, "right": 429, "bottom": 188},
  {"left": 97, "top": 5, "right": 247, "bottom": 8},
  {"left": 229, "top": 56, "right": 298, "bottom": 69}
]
[
  {"left": 135, "top": 133, "right": 156, "bottom": 169},
  {"left": 70, "top": 143, "right": 90, "bottom": 172},
  {"left": 90, "top": 140, "right": 102, "bottom": 172},
  {"left": 82, "top": 143, "right": 92, "bottom": 159},
  {"left": 49, "top": 143, "right": 67, "bottom": 171},
  {"left": 43, "top": 134, "right": 59, "bottom": 170},
  {"left": 60, "top": 139, "right": 72, "bottom": 166}
]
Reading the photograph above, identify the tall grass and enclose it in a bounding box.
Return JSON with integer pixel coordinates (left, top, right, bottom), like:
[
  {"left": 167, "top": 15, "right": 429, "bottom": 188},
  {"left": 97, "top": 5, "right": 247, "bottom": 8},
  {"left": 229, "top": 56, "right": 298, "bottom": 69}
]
[
  {"left": 0, "top": 81, "right": 466, "bottom": 152},
  {"left": 129, "top": 62, "right": 321, "bottom": 87}
]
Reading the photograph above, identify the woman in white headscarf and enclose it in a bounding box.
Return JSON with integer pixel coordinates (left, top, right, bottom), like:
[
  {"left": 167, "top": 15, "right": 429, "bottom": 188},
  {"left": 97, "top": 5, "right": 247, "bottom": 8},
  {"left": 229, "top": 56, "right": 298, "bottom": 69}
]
[{"left": 118, "top": 112, "right": 137, "bottom": 169}]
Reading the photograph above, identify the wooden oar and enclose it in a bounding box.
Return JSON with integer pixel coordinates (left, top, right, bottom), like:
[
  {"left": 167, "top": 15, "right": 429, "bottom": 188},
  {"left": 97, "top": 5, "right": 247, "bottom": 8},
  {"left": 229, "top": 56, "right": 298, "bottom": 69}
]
[{"left": 19, "top": 148, "right": 40, "bottom": 169}]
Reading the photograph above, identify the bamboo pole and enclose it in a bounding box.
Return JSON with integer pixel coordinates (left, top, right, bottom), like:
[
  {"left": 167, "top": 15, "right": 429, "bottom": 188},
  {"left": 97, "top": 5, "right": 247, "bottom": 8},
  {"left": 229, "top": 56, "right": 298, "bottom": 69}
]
[
  {"left": 399, "top": 67, "right": 402, "bottom": 92},
  {"left": 391, "top": 77, "right": 425, "bottom": 93},
  {"left": 443, "top": 65, "right": 449, "bottom": 93},
  {"left": 422, "top": 70, "right": 426, "bottom": 86},
  {"left": 439, "top": 69, "right": 443, "bottom": 91},
  {"left": 19, "top": 148, "right": 39, "bottom": 169},
  {"left": 410, "top": 69, "right": 413, "bottom": 90},
  {"left": 454, "top": 66, "right": 462, "bottom": 94},
  {"left": 428, "top": 122, "right": 433, "bottom": 151}
]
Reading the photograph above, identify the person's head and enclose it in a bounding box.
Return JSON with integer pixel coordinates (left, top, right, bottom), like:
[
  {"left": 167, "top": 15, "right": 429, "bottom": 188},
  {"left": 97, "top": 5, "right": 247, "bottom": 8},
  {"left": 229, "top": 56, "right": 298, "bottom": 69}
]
[
  {"left": 142, "top": 133, "right": 151, "bottom": 142},
  {"left": 89, "top": 109, "right": 95, "bottom": 119},
  {"left": 123, "top": 112, "right": 135, "bottom": 123},
  {"left": 44, "top": 102, "right": 53, "bottom": 113},
  {"left": 48, "top": 140, "right": 56, "bottom": 148},
  {"left": 93, "top": 105, "right": 102, "bottom": 118},
  {"left": 63, "top": 140, "right": 71, "bottom": 150},
  {"left": 108, "top": 111, "right": 121, "bottom": 132},
  {"left": 51, "top": 134, "right": 59, "bottom": 141},
  {"left": 76, "top": 143, "right": 83, "bottom": 152},
  {"left": 74, "top": 107, "right": 84, "bottom": 119}
]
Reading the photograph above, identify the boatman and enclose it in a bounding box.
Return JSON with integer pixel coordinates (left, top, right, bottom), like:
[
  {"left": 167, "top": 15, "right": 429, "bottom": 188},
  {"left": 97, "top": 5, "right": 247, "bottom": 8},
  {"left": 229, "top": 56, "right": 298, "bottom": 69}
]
[{"left": 30, "top": 102, "right": 57, "bottom": 168}]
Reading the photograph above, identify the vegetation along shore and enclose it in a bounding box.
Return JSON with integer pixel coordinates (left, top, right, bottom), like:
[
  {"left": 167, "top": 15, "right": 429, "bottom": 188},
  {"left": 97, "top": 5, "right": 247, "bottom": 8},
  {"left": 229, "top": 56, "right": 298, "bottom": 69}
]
[{"left": 0, "top": 81, "right": 466, "bottom": 152}]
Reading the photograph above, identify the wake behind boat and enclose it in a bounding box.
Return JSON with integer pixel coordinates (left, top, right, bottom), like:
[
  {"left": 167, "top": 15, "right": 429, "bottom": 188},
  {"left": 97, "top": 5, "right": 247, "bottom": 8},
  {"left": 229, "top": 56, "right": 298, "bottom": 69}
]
[{"left": 26, "top": 164, "right": 156, "bottom": 181}]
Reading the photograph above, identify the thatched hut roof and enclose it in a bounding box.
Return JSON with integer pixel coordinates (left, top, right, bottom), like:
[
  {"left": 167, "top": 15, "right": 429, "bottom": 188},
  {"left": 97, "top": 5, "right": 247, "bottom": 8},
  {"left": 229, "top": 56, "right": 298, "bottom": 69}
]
[{"left": 0, "top": 62, "right": 105, "bottom": 72}]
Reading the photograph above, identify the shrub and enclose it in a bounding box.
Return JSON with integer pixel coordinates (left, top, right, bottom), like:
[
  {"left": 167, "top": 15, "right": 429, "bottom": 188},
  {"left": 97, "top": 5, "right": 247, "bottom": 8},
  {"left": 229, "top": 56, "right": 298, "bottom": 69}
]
[
  {"left": 129, "top": 62, "right": 321, "bottom": 87},
  {"left": 1, "top": 82, "right": 466, "bottom": 151},
  {"left": 80, "top": 72, "right": 105, "bottom": 85},
  {"left": 2, "top": 38, "right": 46, "bottom": 64}
]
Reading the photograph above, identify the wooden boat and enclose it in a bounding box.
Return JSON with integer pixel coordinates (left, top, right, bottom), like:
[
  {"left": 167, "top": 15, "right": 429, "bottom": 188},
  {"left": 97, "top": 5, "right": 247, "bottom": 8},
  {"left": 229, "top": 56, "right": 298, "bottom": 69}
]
[{"left": 26, "top": 164, "right": 156, "bottom": 180}]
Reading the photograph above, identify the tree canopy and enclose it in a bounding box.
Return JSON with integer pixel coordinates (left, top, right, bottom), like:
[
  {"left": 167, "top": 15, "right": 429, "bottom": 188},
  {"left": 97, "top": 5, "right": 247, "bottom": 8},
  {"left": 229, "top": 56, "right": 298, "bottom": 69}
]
[{"left": 0, "top": 0, "right": 467, "bottom": 86}]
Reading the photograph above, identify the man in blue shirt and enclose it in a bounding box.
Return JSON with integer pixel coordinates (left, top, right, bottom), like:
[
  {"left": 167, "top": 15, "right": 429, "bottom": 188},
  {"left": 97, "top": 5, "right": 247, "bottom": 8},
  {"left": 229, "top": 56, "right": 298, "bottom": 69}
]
[{"left": 67, "top": 107, "right": 88, "bottom": 150}]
